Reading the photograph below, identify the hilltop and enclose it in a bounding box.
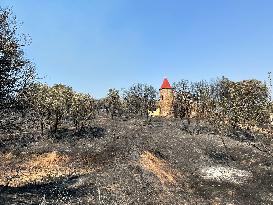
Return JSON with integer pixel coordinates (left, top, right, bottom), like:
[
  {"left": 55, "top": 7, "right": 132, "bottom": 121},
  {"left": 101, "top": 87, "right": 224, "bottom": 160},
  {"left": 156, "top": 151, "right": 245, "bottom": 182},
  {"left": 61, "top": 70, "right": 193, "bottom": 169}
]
[{"left": 0, "top": 116, "right": 272, "bottom": 205}]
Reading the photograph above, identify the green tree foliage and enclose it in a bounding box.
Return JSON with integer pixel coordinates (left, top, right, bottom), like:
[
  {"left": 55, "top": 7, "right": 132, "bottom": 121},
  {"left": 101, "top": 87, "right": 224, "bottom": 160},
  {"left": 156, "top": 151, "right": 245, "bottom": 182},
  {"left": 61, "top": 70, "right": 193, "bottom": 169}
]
[
  {"left": 25, "top": 83, "right": 50, "bottom": 134},
  {"left": 172, "top": 80, "right": 192, "bottom": 119},
  {"left": 71, "top": 92, "right": 95, "bottom": 130},
  {"left": 221, "top": 79, "right": 270, "bottom": 127},
  {"left": 190, "top": 80, "right": 214, "bottom": 120},
  {"left": 47, "top": 84, "right": 73, "bottom": 133},
  {"left": 173, "top": 77, "right": 271, "bottom": 130},
  {"left": 0, "top": 7, "right": 35, "bottom": 110},
  {"left": 105, "top": 88, "right": 122, "bottom": 119},
  {"left": 25, "top": 83, "right": 95, "bottom": 134},
  {"left": 123, "top": 84, "right": 158, "bottom": 119}
]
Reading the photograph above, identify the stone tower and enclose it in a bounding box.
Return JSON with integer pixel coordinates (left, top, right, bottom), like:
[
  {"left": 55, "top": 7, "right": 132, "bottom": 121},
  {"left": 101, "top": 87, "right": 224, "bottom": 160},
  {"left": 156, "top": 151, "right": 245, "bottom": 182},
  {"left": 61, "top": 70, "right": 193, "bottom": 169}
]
[{"left": 159, "top": 78, "right": 174, "bottom": 117}]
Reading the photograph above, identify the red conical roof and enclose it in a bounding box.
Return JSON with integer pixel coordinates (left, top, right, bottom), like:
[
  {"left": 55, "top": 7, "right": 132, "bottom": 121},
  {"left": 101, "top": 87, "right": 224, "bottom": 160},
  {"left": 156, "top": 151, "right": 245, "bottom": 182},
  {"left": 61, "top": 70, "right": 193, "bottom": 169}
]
[{"left": 160, "top": 78, "right": 172, "bottom": 89}]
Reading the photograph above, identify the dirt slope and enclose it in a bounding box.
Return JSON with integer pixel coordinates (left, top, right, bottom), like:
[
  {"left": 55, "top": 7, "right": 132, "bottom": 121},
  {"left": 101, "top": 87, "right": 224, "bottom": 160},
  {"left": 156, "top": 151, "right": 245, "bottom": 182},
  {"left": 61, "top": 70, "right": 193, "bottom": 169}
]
[{"left": 0, "top": 117, "right": 272, "bottom": 204}]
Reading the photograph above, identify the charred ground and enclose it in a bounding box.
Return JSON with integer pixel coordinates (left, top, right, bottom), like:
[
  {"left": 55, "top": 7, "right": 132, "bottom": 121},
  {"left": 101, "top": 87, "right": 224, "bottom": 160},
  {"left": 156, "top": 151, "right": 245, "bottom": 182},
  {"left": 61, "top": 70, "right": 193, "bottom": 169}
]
[{"left": 0, "top": 116, "right": 272, "bottom": 205}]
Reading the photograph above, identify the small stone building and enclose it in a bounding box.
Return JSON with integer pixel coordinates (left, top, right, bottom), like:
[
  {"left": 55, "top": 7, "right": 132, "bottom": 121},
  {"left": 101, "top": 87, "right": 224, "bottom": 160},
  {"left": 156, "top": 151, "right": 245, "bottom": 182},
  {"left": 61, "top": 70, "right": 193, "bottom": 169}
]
[
  {"left": 159, "top": 78, "right": 174, "bottom": 117},
  {"left": 148, "top": 78, "right": 197, "bottom": 118}
]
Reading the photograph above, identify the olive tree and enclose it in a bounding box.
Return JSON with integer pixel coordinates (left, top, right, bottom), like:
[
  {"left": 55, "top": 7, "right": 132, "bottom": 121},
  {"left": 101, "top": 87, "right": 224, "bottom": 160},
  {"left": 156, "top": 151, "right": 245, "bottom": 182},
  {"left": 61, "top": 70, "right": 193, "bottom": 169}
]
[
  {"left": 71, "top": 93, "right": 95, "bottom": 131},
  {"left": 172, "top": 80, "right": 192, "bottom": 119},
  {"left": 47, "top": 84, "right": 73, "bottom": 133},
  {"left": 0, "top": 7, "right": 35, "bottom": 110},
  {"left": 123, "top": 83, "right": 158, "bottom": 119},
  {"left": 105, "top": 88, "right": 122, "bottom": 119},
  {"left": 25, "top": 83, "right": 50, "bottom": 134},
  {"left": 221, "top": 79, "right": 270, "bottom": 128},
  {"left": 26, "top": 83, "right": 74, "bottom": 133}
]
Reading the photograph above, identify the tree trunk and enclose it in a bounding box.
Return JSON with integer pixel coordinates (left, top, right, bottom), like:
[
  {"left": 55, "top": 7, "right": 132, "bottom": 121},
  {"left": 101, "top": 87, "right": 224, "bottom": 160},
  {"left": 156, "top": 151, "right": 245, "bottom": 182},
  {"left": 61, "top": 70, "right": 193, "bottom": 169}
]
[
  {"left": 40, "top": 121, "right": 44, "bottom": 135},
  {"left": 54, "top": 116, "right": 59, "bottom": 133}
]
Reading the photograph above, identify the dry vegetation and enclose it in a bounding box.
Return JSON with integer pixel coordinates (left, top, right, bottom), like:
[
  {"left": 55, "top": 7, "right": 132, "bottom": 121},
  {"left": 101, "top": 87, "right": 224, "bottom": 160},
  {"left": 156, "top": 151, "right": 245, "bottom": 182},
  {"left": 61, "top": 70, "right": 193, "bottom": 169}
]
[
  {"left": 139, "top": 151, "right": 178, "bottom": 185},
  {"left": 0, "top": 151, "right": 97, "bottom": 187},
  {"left": 0, "top": 116, "right": 272, "bottom": 204},
  {"left": 1, "top": 6, "right": 273, "bottom": 205}
]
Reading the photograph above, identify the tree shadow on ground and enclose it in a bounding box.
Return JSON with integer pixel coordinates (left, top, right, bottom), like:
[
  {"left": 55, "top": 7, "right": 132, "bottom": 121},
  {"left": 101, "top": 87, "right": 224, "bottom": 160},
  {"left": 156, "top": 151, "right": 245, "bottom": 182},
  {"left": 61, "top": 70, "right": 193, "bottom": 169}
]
[
  {"left": 206, "top": 149, "right": 236, "bottom": 164},
  {"left": 50, "top": 126, "right": 106, "bottom": 142},
  {"left": 0, "top": 175, "right": 96, "bottom": 205},
  {"left": 0, "top": 131, "right": 41, "bottom": 152},
  {"left": 225, "top": 127, "right": 255, "bottom": 142}
]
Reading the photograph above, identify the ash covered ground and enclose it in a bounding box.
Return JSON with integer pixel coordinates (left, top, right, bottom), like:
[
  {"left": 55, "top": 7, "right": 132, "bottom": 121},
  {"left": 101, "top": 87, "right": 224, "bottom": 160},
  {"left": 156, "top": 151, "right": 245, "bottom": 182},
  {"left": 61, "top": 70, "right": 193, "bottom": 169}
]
[{"left": 0, "top": 116, "right": 272, "bottom": 205}]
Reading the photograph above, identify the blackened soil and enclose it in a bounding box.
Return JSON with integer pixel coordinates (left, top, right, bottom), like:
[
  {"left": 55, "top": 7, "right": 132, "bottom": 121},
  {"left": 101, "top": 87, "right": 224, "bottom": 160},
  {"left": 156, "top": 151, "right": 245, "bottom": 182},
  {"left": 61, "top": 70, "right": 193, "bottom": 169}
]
[{"left": 0, "top": 116, "right": 272, "bottom": 205}]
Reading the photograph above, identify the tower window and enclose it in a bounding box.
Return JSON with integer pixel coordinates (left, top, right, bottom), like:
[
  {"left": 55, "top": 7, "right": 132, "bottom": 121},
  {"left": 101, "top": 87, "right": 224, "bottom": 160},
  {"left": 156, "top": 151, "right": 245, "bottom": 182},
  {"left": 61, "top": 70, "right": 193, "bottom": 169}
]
[{"left": 161, "top": 95, "right": 163, "bottom": 100}]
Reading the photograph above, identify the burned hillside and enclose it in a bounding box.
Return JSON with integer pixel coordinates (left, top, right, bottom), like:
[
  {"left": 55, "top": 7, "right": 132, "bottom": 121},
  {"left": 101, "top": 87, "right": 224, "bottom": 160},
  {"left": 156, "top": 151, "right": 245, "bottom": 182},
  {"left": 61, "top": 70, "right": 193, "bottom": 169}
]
[
  {"left": 0, "top": 116, "right": 272, "bottom": 205},
  {"left": 1, "top": 6, "right": 273, "bottom": 205}
]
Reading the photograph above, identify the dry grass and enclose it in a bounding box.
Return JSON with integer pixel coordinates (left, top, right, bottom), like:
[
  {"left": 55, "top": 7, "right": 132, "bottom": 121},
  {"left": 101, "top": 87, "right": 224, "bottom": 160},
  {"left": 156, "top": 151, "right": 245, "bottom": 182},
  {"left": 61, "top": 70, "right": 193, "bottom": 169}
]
[
  {"left": 139, "top": 151, "right": 178, "bottom": 185},
  {"left": 0, "top": 151, "right": 95, "bottom": 187},
  {"left": 0, "top": 152, "right": 14, "bottom": 165},
  {"left": 236, "top": 123, "right": 273, "bottom": 136},
  {"left": 103, "top": 183, "right": 121, "bottom": 193}
]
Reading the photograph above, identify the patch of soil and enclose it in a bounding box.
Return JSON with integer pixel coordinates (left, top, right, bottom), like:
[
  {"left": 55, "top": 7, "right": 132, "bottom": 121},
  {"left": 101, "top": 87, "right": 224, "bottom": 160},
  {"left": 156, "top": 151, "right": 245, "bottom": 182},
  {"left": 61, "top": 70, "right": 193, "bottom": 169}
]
[
  {"left": 0, "top": 151, "right": 97, "bottom": 187},
  {"left": 139, "top": 151, "right": 178, "bottom": 185}
]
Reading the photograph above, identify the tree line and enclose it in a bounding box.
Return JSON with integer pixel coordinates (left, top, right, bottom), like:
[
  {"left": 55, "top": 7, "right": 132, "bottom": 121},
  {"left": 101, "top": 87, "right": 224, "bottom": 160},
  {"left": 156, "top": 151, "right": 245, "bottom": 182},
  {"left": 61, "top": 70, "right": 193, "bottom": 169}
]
[
  {"left": 172, "top": 78, "right": 271, "bottom": 132},
  {"left": 0, "top": 7, "right": 272, "bottom": 136}
]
